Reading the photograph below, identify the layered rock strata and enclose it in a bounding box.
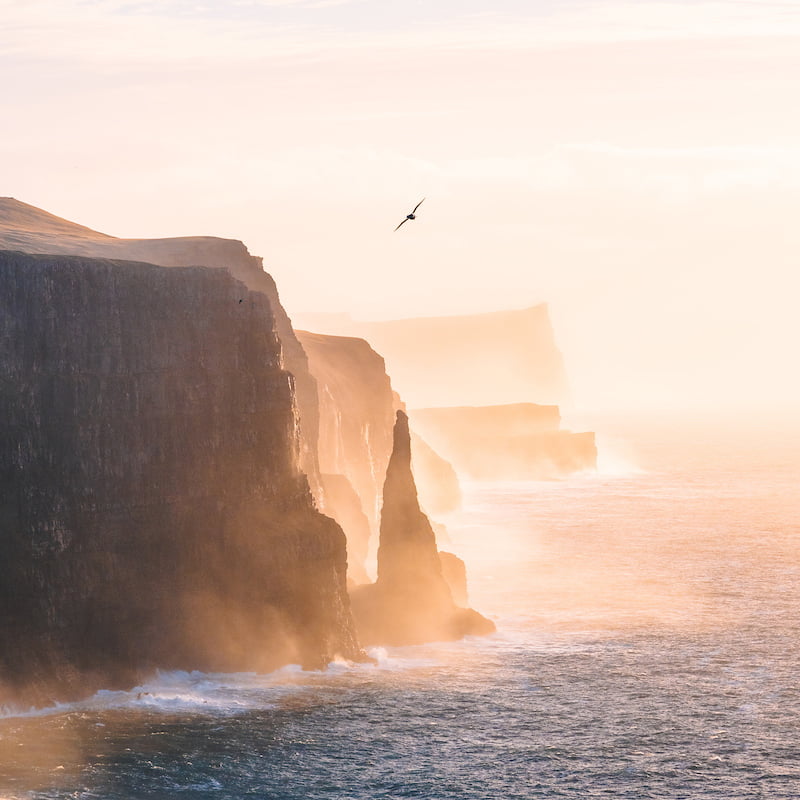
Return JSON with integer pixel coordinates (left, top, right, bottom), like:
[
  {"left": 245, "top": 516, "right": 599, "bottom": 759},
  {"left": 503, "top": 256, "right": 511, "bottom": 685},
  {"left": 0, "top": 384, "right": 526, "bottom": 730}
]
[
  {"left": 350, "top": 412, "right": 494, "bottom": 646},
  {"left": 0, "top": 251, "right": 361, "bottom": 707}
]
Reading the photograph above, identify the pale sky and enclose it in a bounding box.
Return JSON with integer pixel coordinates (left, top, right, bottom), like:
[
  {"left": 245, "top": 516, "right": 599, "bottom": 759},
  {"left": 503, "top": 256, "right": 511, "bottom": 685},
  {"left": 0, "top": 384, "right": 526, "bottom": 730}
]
[{"left": 3, "top": 0, "right": 800, "bottom": 413}]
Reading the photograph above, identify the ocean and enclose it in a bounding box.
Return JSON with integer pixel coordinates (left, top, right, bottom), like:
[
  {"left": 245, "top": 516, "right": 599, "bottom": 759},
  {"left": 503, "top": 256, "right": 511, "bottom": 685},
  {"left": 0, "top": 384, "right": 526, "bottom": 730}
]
[{"left": 2, "top": 415, "right": 799, "bottom": 799}]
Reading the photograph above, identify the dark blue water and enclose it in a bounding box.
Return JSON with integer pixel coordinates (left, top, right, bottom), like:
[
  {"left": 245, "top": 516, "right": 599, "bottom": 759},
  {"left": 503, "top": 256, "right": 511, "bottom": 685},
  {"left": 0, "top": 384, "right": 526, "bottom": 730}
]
[{"left": 3, "top": 419, "right": 800, "bottom": 799}]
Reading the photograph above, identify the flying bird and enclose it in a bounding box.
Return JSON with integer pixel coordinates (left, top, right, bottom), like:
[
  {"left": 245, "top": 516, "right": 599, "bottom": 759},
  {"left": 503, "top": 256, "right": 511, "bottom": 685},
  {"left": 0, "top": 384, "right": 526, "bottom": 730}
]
[{"left": 394, "top": 198, "right": 425, "bottom": 231}]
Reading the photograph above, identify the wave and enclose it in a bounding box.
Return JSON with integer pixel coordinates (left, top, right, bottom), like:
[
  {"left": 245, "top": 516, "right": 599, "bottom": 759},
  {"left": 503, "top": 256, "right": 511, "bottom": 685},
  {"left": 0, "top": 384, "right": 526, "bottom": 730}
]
[
  {"left": 0, "top": 670, "right": 278, "bottom": 720},
  {"left": 0, "top": 647, "right": 446, "bottom": 721}
]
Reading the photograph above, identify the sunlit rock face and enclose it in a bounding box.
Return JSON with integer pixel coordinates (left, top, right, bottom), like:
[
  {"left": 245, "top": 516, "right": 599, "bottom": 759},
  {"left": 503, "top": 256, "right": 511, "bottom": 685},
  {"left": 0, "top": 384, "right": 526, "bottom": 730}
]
[
  {"left": 410, "top": 403, "right": 597, "bottom": 480},
  {"left": 410, "top": 432, "right": 462, "bottom": 515},
  {"left": 0, "top": 251, "right": 361, "bottom": 707},
  {"left": 0, "top": 197, "right": 322, "bottom": 498},
  {"left": 296, "top": 331, "right": 396, "bottom": 582},
  {"left": 438, "top": 552, "right": 469, "bottom": 608},
  {"left": 350, "top": 412, "right": 494, "bottom": 646},
  {"left": 319, "top": 473, "right": 372, "bottom": 585}
]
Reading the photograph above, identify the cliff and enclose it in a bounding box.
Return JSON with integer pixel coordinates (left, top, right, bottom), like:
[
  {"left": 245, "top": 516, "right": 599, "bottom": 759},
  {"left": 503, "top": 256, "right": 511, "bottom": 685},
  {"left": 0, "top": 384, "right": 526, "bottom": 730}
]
[
  {"left": 296, "top": 331, "right": 397, "bottom": 581},
  {"left": 410, "top": 403, "right": 597, "bottom": 480},
  {"left": 410, "top": 432, "right": 462, "bottom": 515},
  {"left": 291, "top": 305, "right": 570, "bottom": 409},
  {"left": 438, "top": 552, "right": 469, "bottom": 608},
  {"left": 350, "top": 412, "right": 494, "bottom": 646},
  {"left": 0, "top": 198, "right": 322, "bottom": 498},
  {"left": 0, "top": 251, "right": 361, "bottom": 707},
  {"left": 319, "top": 473, "right": 372, "bottom": 585}
]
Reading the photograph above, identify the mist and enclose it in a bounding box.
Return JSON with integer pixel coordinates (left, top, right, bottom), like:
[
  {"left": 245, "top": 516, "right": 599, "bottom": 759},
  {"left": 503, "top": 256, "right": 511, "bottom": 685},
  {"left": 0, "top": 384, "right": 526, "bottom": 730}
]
[
  {"left": 4, "top": 2, "right": 800, "bottom": 416},
  {"left": 3, "top": 2, "right": 800, "bottom": 796}
]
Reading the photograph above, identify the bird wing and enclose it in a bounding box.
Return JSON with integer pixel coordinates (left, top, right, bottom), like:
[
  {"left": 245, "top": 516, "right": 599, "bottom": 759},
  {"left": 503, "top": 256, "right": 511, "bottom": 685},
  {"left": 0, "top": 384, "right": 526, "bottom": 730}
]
[
  {"left": 394, "top": 218, "right": 408, "bottom": 231},
  {"left": 412, "top": 197, "right": 425, "bottom": 213}
]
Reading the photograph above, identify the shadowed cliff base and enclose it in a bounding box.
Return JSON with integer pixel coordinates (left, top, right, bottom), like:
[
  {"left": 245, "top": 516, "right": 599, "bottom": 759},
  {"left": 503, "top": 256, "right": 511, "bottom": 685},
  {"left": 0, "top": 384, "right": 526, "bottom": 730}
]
[
  {"left": 410, "top": 403, "right": 597, "bottom": 480},
  {"left": 0, "top": 251, "right": 363, "bottom": 708},
  {"left": 350, "top": 412, "right": 494, "bottom": 646}
]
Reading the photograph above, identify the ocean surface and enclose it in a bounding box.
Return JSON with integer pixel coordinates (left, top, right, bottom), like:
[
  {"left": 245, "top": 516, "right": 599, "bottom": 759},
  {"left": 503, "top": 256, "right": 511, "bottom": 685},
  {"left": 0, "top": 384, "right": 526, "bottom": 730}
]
[{"left": 2, "top": 415, "right": 799, "bottom": 799}]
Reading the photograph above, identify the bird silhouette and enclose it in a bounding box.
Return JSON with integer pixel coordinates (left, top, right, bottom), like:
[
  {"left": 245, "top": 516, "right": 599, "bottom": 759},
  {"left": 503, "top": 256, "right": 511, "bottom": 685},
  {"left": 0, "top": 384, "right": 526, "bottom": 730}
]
[{"left": 394, "top": 198, "right": 425, "bottom": 231}]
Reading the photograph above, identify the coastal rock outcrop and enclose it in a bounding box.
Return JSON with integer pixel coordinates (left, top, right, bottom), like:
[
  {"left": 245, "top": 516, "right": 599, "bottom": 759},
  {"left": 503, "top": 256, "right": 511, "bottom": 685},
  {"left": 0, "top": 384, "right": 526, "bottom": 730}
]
[
  {"left": 350, "top": 412, "right": 494, "bottom": 646},
  {"left": 0, "top": 197, "right": 322, "bottom": 497},
  {"left": 410, "top": 432, "right": 462, "bottom": 514},
  {"left": 410, "top": 403, "right": 597, "bottom": 480},
  {"left": 319, "top": 473, "right": 372, "bottom": 585},
  {"left": 296, "top": 330, "right": 396, "bottom": 581},
  {"left": 291, "top": 305, "right": 570, "bottom": 409},
  {"left": 0, "top": 251, "right": 361, "bottom": 707},
  {"left": 438, "top": 552, "right": 469, "bottom": 608}
]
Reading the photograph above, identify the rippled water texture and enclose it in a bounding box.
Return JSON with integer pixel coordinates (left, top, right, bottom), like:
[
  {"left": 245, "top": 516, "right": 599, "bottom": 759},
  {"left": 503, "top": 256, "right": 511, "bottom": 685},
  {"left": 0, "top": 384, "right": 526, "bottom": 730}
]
[{"left": 2, "top": 417, "right": 799, "bottom": 799}]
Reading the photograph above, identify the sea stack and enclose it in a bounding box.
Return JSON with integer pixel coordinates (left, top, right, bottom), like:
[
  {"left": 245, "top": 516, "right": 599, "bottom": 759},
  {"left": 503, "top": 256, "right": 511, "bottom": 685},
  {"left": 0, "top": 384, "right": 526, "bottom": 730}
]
[{"left": 350, "top": 411, "right": 494, "bottom": 645}]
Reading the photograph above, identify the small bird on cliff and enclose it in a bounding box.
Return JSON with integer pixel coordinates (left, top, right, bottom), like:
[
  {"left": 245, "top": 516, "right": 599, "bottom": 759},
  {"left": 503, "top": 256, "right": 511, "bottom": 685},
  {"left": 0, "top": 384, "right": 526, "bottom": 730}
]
[{"left": 394, "top": 198, "right": 425, "bottom": 231}]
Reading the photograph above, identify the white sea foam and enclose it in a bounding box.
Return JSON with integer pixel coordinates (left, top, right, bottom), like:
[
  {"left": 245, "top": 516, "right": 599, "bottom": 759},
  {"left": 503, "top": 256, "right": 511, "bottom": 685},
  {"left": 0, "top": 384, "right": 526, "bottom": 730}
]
[
  {"left": 0, "top": 648, "right": 445, "bottom": 721},
  {"left": 364, "top": 646, "right": 441, "bottom": 671},
  {"left": 0, "top": 669, "right": 290, "bottom": 720},
  {"left": 0, "top": 699, "right": 74, "bottom": 720}
]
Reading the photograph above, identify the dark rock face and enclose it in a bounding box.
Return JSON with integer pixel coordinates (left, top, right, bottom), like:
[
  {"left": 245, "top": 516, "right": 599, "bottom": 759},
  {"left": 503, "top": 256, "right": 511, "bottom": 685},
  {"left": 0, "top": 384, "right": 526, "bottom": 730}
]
[
  {"left": 296, "top": 331, "right": 396, "bottom": 581},
  {"left": 0, "top": 198, "right": 322, "bottom": 499},
  {"left": 410, "top": 403, "right": 597, "bottom": 480},
  {"left": 0, "top": 251, "right": 360, "bottom": 707},
  {"left": 410, "top": 432, "right": 462, "bottom": 515},
  {"left": 350, "top": 412, "right": 494, "bottom": 646}
]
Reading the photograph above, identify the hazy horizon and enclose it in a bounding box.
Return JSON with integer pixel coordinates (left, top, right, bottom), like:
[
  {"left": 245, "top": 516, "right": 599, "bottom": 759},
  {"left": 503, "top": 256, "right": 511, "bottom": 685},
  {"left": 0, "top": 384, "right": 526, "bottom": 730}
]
[{"left": 3, "top": 0, "right": 799, "bottom": 413}]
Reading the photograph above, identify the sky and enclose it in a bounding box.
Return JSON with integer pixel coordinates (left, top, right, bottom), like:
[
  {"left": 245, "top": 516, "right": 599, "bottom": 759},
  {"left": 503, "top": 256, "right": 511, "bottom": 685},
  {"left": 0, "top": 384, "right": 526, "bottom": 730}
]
[{"left": 2, "top": 0, "right": 800, "bottom": 413}]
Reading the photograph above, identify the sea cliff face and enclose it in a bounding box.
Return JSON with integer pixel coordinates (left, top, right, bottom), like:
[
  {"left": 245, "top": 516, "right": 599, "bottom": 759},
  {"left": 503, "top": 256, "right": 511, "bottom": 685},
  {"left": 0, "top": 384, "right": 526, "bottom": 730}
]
[
  {"left": 350, "top": 412, "right": 494, "bottom": 646},
  {"left": 0, "top": 251, "right": 360, "bottom": 706},
  {"left": 0, "top": 198, "right": 322, "bottom": 498},
  {"left": 296, "top": 331, "right": 396, "bottom": 581},
  {"left": 410, "top": 431, "right": 462, "bottom": 515}
]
